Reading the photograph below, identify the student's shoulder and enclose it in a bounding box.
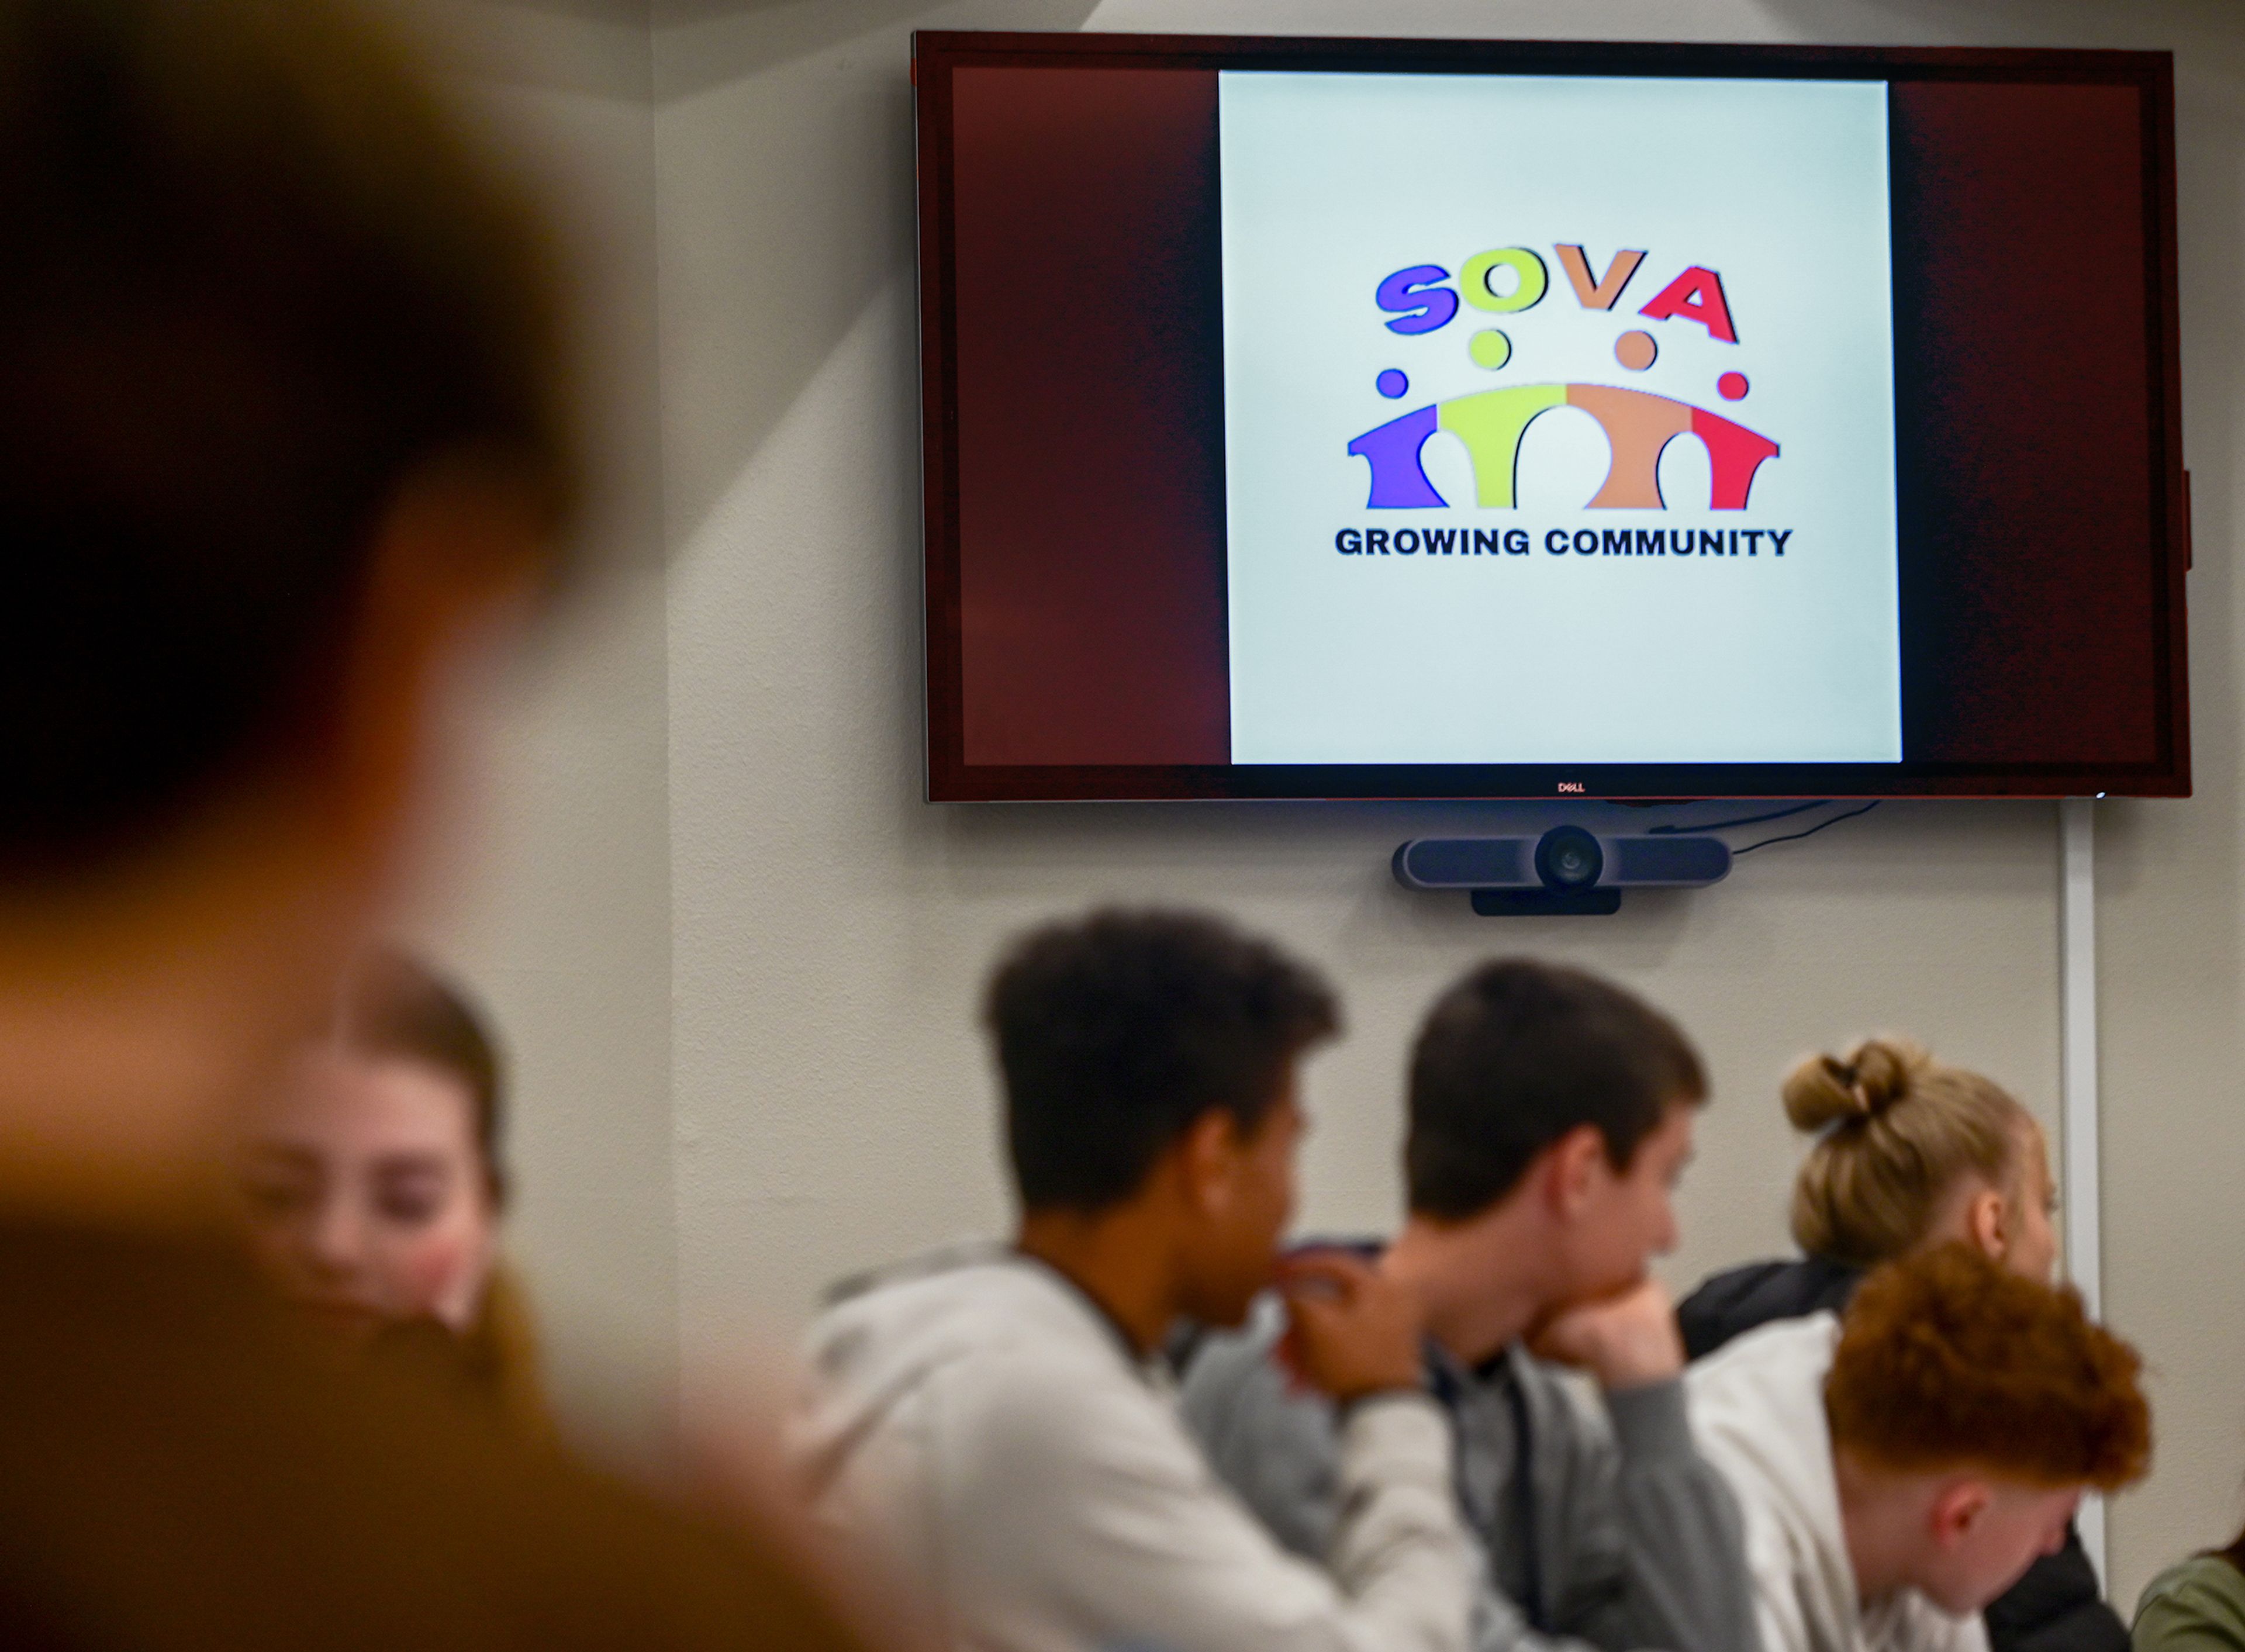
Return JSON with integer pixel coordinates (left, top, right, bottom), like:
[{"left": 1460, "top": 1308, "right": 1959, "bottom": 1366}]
[
  {"left": 822, "top": 1252, "right": 1182, "bottom": 1429},
  {"left": 2136, "top": 1556, "right": 2245, "bottom": 1644},
  {"left": 895, "top": 1322, "right": 1222, "bottom": 1527},
  {"left": 805, "top": 1247, "right": 1107, "bottom": 1379},
  {"left": 1687, "top": 1308, "right": 1841, "bottom": 1395},
  {"left": 1685, "top": 1314, "right": 1842, "bottom": 1495},
  {"left": 1677, "top": 1256, "right": 1854, "bottom": 1359},
  {"left": 1687, "top": 1311, "right": 1841, "bottom": 1439}
]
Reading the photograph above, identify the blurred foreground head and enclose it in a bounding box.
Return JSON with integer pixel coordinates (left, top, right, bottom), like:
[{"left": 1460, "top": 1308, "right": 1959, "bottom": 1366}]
[
  {"left": 0, "top": 0, "right": 572, "bottom": 866},
  {"left": 0, "top": 0, "right": 572, "bottom": 1205},
  {"left": 0, "top": 10, "right": 910, "bottom": 1651}
]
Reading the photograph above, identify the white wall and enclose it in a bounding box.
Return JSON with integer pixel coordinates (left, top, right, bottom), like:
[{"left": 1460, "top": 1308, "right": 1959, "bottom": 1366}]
[
  {"left": 2098, "top": 0, "right": 2245, "bottom": 1595},
  {"left": 448, "top": 0, "right": 2245, "bottom": 1612},
  {"left": 398, "top": 3, "right": 680, "bottom": 1442}
]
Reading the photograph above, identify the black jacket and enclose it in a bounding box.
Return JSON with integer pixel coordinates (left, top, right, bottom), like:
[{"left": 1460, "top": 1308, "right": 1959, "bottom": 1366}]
[
  {"left": 1676, "top": 1257, "right": 2128, "bottom": 1652},
  {"left": 1678, "top": 1255, "right": 1861, "bottom": 1361}
]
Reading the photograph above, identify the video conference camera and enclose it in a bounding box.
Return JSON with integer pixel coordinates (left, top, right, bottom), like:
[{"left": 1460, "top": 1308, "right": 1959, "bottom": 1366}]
[{"left": 1392, "top": 825, "right": 1731, "bottom": 915}]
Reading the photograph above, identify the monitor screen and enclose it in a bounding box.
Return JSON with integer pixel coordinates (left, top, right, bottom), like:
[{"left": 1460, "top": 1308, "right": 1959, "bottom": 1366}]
[{"left": 914, "top": 34, "right": 2187, "bottom": 801}]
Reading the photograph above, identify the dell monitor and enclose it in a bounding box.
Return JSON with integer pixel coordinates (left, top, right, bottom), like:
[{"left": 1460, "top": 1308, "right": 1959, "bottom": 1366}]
[{"left": 915, "top": 34, "right": 2187, "bottom": 801}]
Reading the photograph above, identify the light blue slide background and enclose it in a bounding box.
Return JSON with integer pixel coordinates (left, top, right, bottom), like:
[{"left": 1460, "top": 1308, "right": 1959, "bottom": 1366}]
[{"left": 1219, "top": 71, "right": 1902, "bottom": 766}]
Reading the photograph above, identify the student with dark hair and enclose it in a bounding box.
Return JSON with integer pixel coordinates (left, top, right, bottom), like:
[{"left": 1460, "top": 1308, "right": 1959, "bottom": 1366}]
[
  {"left": 1676, "top": 1038, "right": 2117, "bottom": 1652},
  {"left": 1690, "top": 1245, "right": 2149, "bottom": 1652},
  {"left": 793, "top": 908, "right": 1475, "bottom": 1652},
  {"left": 239, "top": 945, "right": 547, "bottom": 1430},
  {"left": 0, "top": 2, "right": 889, "bottom": 1647},
  {"left": 1179, "top": 958, "right": 1754, "bottom": 1652}
]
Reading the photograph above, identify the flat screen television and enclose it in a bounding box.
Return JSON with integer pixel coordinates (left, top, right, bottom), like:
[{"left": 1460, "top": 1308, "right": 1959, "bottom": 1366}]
[{"left": 914, "top": 33, "right": 2187, "bottom": 801}]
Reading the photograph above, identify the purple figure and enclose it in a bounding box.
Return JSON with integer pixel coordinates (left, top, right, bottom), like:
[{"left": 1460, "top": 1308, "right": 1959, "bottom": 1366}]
[{"left": 1346, "top": 405, "right": 1448, "bottom": 509}]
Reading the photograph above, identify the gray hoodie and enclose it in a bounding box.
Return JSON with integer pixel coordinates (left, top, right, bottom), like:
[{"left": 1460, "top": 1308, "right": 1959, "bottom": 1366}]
[
  {"left": 790, "top": 1246, "right": 1476, "bottom": 1652},
  {"left": 1180, "top": 1294, "right": 1757, "bottom": 1652}
]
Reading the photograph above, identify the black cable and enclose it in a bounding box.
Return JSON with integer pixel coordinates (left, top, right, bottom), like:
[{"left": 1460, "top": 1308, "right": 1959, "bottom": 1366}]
[
  {"left": 1648, "top": 801, "right": 1826, "bottom": 836},
  {"left": 1732, "top": 800, "right": 1881, "bottom": 855}
]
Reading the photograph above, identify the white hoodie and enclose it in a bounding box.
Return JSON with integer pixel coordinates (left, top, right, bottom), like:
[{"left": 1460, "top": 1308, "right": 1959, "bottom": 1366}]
[
  {"left": 790, "top": 1246, "right": 1474, "bottom": 1652},
  {"left": 1686, "top": 1314, "right": 1989, "bottom": 1652}
]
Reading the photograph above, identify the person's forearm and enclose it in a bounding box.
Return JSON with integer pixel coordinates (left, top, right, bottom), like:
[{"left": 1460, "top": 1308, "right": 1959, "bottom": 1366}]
[
  {"left": 1602, "top": 1379, "right": 1759, "bottom": 1652},
  {"left": 1016, "top": 1377, "right": 1475, "bottom": 1652},
  {"left": 1324, "top": 1392, "right": 1478, "bottom": 1652}
]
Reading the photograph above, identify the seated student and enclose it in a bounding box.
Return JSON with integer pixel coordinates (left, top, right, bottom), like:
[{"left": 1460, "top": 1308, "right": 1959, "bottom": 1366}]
[
  {"left": 1179, "top": 958, "right": 1754, "bottom": 1652},
  {"left": 239, "top": 945, "right": 546, "bottom": 1432},
  {"left": 1676, "top": 1040, "right": 2118, "bottom": 1652},
  {"left": 0, "top": 2, "right": 890, "bottom": 1646},
  {"left": 792, "top": 908, "right": 1476, "bottom": 1652},
  {"left": 1688, "top": 1245, "right": 2149, "bottom": 1652},
  {"left": 2132, "top": 1532, "right": 2245, "bottom": 1652},
  {"left": 1678, "top": 1039, "right": 2056, "bottom": 1349}
]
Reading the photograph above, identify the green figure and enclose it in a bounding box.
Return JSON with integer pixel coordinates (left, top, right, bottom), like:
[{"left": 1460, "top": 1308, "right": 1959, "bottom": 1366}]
[{"left": 1436, "top": 385, "right": 1567, "bottom": 509}]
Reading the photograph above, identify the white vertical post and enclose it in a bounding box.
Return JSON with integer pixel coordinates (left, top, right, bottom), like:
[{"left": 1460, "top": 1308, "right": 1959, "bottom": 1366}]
[{"left": 2059, "top": 797, "right": 2106, "bottom": 1584}]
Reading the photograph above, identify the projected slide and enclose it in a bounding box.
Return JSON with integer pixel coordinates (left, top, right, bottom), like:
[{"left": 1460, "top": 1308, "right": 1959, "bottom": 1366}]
[{"left": 1218, "top": 72, "right": 1902, "bottom": 765}]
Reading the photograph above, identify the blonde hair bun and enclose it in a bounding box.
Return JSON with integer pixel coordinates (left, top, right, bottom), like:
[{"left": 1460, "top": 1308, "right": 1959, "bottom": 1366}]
[
  {"left": 1782, "top": 1037, "right": 1929, "bottom": 1131},
  {"left": 1784, "top": 1036, "right": 2028, "bottom": 1266}
]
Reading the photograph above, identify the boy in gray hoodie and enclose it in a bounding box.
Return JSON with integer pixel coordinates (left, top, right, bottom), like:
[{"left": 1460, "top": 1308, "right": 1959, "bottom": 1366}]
[
  {"left": 1180, "top": 959, "right": 1754, "bottom": 1652},
  {"left": 793, "top": 910, "right": 1474, "bottom": 1652}
]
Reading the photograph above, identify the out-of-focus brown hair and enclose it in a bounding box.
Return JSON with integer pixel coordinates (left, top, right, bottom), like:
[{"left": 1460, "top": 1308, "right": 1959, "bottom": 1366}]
[
  {"left": 1826, "top": 1244, "right": 2149, "bottom": 1490},
  {"left": 0, "top": 0, "right": 574, "bottom": 875},
  {"left": 1785, "top": 1038, "right": 2036, "bottom": 1267}
]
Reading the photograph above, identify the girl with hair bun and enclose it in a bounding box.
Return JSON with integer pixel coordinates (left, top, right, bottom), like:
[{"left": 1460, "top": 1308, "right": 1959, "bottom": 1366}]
[
  {"left": 1681, "top": 1038, "right": 2056, "bottom": 1353},
  {"left": 1780, "top": 1036, "right": 2056, "bottom": 1281},
  {"left": 1678, "top": 1038, "right": 2114, "bottom": 1652}
]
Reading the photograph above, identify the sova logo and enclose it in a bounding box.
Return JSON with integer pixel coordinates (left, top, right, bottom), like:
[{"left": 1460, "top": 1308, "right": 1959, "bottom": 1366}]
[{"left": 1346, "top": 246, "right": 1779, "bottom": 512}]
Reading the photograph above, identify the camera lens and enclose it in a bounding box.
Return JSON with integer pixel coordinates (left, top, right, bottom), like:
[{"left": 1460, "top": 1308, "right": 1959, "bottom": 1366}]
[{"left": 1535, "top": 825, "right": 1604, "bottom": 890}]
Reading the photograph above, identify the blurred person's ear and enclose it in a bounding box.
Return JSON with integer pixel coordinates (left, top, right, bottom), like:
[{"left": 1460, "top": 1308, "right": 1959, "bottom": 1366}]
[
  {"left": 1962, "top": 1185, "right": 2008, "bottom": 1261},
  {"left": 1544, "top": 1123, "right": 1608, "bottom": 1222},
  {"left": 1177, "top": 1109, "right": 1245, "bottom": 1219},
  {"left": 315, "top": 452, "right": 550, "bottom": 884}
]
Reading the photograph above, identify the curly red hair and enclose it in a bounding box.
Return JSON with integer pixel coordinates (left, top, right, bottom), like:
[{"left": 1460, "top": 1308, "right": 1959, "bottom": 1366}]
[{"left": 1825, "top": 1243, "right": 2149, "bottom": 1489}]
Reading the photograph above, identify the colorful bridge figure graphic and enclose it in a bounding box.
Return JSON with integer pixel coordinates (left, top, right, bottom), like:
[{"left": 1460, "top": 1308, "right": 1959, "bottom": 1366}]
[{"left": 1347, "top": 383, "right": 1780, "bottom": 511}]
